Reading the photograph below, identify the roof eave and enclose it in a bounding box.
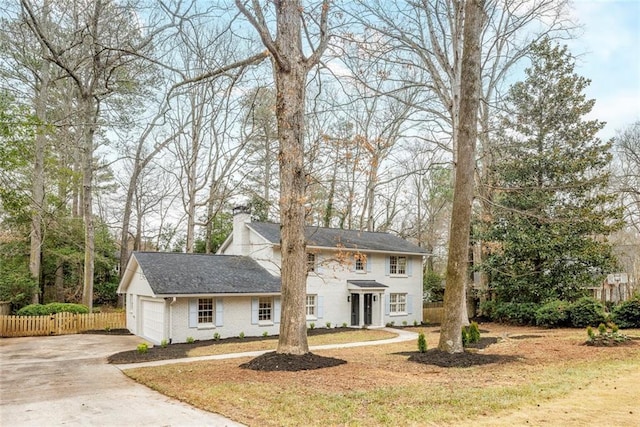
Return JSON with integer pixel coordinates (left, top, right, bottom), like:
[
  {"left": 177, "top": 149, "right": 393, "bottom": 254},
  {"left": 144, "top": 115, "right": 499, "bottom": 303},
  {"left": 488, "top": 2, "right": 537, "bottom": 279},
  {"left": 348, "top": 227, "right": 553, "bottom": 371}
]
[{"left": 152, "top": 292, "right": 281, "bottom": 298}]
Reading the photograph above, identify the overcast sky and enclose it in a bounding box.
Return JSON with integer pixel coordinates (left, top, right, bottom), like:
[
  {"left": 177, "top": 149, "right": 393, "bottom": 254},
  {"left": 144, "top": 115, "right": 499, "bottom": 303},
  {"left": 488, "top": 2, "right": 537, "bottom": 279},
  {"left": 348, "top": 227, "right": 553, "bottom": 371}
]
[{"left": 567, "top": 0, "right": 640, "bottom": 139}]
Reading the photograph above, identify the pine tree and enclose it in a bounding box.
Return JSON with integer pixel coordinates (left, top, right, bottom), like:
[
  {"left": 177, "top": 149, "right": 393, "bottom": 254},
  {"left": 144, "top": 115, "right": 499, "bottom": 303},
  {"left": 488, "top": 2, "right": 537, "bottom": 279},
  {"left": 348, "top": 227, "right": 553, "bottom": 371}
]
[{"left": 481, "top": 39, "right": 622, "bottom": 304}]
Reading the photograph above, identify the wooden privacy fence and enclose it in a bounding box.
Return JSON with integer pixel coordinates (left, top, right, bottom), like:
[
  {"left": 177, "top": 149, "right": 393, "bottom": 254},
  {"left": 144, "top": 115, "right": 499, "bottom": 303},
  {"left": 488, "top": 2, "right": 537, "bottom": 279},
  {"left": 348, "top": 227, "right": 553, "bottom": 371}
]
[
  {"left": 0, "top": 312, "right": 126, "bottom": 338},
  {"left": 423, "top": 302, "right": 445, "bottom": 324}
]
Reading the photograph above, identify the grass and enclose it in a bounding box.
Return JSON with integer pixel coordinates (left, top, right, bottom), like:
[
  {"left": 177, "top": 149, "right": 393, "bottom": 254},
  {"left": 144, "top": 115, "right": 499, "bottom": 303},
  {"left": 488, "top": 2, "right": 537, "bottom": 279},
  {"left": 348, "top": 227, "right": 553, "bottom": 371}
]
[
  {"left": 187, "top": 329, "right": 396, "bottom": 357},
  {"left": 125, "top": 325, "right": 640, "bottom": 426}
]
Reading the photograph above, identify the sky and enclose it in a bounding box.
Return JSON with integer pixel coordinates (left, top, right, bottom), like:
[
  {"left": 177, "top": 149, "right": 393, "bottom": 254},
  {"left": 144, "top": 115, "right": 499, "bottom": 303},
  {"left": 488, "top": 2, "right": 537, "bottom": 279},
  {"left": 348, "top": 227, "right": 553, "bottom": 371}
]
[{"left": 567, "top": 0, "right": 640, "bottom": 139}]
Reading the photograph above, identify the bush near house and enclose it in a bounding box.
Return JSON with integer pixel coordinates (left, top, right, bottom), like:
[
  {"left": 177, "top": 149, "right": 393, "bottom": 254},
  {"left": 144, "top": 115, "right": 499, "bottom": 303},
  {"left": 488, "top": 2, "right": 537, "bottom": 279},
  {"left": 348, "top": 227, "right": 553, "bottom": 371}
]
[
  {"left": 611, "top": 294, "right": 640, "bottom": 328},
  {"left": 568, "top": 297, "right": 606, "bottom": 328},
  {"left": 16, "top": 302, "right": 90, "bottom": 316},
  {"left": 535, "top": 300, "right": 571, "bottom": 327},
  {"left": 491, "top": 302, "right": 539, "bottom": 325}
]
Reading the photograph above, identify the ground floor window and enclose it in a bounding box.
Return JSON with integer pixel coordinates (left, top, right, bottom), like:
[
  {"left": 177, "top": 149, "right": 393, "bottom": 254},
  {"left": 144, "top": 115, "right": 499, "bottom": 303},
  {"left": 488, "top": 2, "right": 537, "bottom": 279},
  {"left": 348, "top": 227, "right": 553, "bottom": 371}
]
[
  {"left": 306, "top": 295, "right": 316, "bottom": 317},
  {"left": 198, "top": 298, "right": 214, "bottom": 324},
  {"left": 258, "top": 297, "right": 273, "bottom": 321},
  {"left": 389, "top": 293, "right": 407, "bottom": 314}
]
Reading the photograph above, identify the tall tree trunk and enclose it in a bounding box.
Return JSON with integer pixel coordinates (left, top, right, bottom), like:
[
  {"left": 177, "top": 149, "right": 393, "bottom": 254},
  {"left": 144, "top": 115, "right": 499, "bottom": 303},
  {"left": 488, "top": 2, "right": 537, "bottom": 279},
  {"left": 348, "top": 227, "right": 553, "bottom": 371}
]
[
  {"left": 81, "top": 94, "right": 97, "bottom": 310},
  {"left": 438, "top": 0, "right": 484, "bottom": 354},
  {"left": 273, "top": 9, "right": 309, "bottom": 356},
  {"left": 29, "top": 0, "right": 50, "bottom": 304},
  {"left": 237, "top": 0, "right": 329, "bottom": 356}
]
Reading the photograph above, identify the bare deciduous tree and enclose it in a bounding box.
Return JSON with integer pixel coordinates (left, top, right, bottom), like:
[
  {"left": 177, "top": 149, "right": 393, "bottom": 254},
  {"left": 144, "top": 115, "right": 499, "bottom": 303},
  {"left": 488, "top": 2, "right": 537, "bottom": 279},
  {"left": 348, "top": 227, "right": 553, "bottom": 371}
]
[
  {"left": 236, "top": 0, "right": 330, "bottom": 355},
  {"left": 438, "top": 0, "right": 485, "bottom": 354}
]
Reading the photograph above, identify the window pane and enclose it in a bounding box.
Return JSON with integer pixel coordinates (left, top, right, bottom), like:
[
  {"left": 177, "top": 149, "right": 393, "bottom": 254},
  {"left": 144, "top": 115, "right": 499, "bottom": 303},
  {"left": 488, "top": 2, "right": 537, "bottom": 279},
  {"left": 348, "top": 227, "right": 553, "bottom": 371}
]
[
  {"left": 398, "top": 257, "right": 407, "bottom": 274},
  {"left": 390, "top": 256, "right": 397, "bottom": 274},
  {"left": 306, "top": 295, "right": 316, "bottom": 316},
  {"left": 307, "top": 253, "right": 316, "bottom": 272},
  {"left": 258, "top": 297, "right": 272, "bottom": 321},
  {"left": 198, "top": 298, "right": 214, "bottom": 324}
]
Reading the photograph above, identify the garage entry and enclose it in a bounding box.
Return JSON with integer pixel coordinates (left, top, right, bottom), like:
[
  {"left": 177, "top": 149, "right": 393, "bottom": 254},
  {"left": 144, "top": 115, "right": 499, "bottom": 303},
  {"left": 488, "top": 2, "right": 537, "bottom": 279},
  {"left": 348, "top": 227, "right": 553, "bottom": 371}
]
[{"left": 140, "top": 299, "right": 165, "bottom": 344}]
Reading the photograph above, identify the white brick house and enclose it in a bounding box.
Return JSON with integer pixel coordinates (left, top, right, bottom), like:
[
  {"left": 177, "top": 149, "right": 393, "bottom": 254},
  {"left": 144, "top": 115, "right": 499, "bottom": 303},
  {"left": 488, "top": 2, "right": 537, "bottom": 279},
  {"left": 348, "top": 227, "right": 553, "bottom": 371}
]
[{"left": 118, "top": 207, "right": 426, "bottom": 344}]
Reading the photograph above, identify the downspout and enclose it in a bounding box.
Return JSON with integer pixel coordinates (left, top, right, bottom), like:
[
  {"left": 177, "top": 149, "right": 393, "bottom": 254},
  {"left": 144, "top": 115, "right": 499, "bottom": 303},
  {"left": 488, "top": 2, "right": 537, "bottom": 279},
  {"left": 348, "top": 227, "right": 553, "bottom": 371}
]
[{"left": 169, "top": 297, "right": 177, "bottom": 344}]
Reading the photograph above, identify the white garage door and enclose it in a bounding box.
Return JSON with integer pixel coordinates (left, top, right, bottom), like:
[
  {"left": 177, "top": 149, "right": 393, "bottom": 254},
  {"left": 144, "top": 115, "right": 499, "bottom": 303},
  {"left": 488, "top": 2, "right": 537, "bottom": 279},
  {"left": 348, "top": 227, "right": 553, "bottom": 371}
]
[{"left": 141, "top": 299, "right": 165, "bottom": 344}]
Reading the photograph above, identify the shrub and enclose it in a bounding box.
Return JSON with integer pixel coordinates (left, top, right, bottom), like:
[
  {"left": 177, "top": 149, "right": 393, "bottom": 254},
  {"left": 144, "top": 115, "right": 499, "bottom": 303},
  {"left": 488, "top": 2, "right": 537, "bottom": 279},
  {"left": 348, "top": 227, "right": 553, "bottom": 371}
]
[
  {"left": 467, "top": 321, "right": 481, "bottom": 344},
  {"left": 611, "top": 295, "right": 640, "bottom": 328},
  {"left": 479, "top": 300, "right": 498, "bottom": 319},
  {"left": 160, "top": 339, "right": 168, "bottom": 348},
  {"left": 325, "top": 322, "right": 331, "bottom": 328},
  {"left": 585, "top": 323, "right": 629, "bottom": 346},
  {"left": 535, "top": 300, "right": 570, "bottom": 327},
  {"left": 94, "top": 281, "right": 119, "bottom": 306},
  {"left": 402, "top": 320, "right": 408, "bottom": 326},
  {"left": 309, "top": 323, "right": 315, "bottom": 330},
  {"left": 461, "top": 327, "right": 469, "bottom": 347},
  {"left": 213, "top": 332, "right": 220, "bottom": 341},
  {"left": 239, "top": 332, "right": 245, "bottom": 339},
  {"left": 569, "top": 297, "right": 606, "bottom": 327},
  {"left": 186, "top": 336, "right": 195, "bottom": 344},
  {"left": 413, "top": 320, "right": 419, "bottom": 326},
  {"left": 342, "top": 322, "right": 348, "bottom": 328},
  {"left": 492, "top": 302, "right": 539, "bottom": 325},
  {"left": 137, "top": 342, "right": 149, "bottom": 354},
  {"left": 417, "top": 333, "right": 427, "bottom": 353},
  {"left": 17, "top": 303, "right": 90, "bottom": 316},
  {"left": 262, "top": 331, "right": 269, "bottom": 337}
]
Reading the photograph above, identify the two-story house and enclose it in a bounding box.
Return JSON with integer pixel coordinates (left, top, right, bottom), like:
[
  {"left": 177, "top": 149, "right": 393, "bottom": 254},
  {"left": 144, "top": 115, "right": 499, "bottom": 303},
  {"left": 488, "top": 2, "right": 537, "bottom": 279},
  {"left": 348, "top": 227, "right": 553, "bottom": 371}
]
[{"left": 117, "top": 206, "right": 426, "bottom": 344}]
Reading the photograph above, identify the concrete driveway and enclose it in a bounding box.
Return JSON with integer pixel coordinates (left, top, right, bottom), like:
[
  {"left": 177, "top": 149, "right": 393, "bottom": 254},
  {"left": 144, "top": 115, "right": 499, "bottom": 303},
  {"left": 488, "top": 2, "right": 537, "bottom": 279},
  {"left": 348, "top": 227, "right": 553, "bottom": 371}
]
[{"left": 0, "top": 334, "right": 243, "bottom": 427}]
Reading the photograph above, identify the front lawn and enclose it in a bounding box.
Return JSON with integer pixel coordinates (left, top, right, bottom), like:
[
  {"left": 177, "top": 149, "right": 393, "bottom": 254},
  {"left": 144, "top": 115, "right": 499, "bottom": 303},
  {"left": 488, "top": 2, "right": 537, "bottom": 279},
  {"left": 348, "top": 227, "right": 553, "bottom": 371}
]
[{"left": 124, "top": 324, "right": 640, "bottom": 426}]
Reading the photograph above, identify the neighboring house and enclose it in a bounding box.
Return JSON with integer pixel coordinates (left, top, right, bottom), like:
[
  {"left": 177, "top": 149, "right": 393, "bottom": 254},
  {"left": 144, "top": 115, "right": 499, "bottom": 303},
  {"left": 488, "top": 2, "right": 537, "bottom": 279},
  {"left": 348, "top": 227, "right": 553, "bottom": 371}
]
[{"left": 118, "top": 206, "right": 426, "bottom": 344}]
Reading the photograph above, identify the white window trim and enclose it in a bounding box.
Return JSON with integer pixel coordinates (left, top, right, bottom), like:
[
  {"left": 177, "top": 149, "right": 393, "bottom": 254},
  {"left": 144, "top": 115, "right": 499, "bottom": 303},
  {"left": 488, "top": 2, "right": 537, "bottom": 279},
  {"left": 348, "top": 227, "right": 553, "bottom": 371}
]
[
  {"left": 389, "top": 293, "right": 408, "bottom": 315},
  {"left": 258, "top": 297, "right": 273, "bottom": 325},
  {"left": 198, "top": 298, "right": 215, "bottom": 329},
  {"left": 305, "top": 294, "right": 317, "bottom": 320},
  {"left": 354, "top": 254, "right": 366, "bottom": 273},
  {"left": 389, "top": 256, "right": 407, "bottom": 277}
]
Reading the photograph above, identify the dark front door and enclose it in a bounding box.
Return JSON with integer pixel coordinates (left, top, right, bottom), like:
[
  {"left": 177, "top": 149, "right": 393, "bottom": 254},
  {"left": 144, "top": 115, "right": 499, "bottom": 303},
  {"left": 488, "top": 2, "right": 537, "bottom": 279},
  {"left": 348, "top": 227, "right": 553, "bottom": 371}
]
[
  {"left": 350, "top": 294, "right": 359, "bottom": 326},
  {"left": 364, "top": 293, "right": 373, "bottom": 325}
]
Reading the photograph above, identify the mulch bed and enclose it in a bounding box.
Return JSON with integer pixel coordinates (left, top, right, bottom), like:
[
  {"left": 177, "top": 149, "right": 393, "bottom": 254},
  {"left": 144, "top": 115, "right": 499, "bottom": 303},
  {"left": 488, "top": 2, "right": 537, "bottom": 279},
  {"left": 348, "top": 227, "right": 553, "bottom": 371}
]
[
  {"left": 107, "top": 326, "right": 524, "bottom": 369},
  {"left": 108, "top": 327, "right": 351, "bottom": 365},
  {"left": 407, "top": 349, "right": 519, "bottom": 367},
  {"left": 401, "top": 336, "right": 519, "bottom": 367},
  {"left": 240, "top": 352, "right": 347, "bottom": 371}
]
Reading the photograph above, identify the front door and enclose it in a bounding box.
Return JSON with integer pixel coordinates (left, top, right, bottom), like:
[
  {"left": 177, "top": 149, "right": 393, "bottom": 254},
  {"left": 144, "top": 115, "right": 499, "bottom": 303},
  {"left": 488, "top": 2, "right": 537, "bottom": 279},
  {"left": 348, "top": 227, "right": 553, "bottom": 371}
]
[
  {"left": 350, "top": 294, "right": 359, "bottom": 326},
  {"left": 364, "top": 293, "right": 373, "bottom": 325}
]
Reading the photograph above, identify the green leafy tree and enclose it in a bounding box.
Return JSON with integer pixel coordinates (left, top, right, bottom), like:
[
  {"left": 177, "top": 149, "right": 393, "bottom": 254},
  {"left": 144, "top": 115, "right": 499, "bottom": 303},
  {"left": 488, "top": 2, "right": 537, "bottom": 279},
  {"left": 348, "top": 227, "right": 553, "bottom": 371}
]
[{"left": 480, "top": 39, "right": 622, "bottom": 304}]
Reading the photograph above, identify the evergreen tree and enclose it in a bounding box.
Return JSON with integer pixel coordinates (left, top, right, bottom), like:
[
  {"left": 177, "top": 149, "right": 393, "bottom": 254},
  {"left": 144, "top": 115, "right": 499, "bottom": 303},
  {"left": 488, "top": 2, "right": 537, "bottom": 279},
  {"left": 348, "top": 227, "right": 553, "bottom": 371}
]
[{"left": 480, "top": 39, "right": 622, "bottom": 304}]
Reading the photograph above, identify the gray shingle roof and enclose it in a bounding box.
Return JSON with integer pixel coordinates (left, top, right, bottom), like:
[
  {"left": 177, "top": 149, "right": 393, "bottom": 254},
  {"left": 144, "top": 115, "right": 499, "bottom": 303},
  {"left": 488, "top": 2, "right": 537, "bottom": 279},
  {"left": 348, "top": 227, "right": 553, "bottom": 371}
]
[
  {"left": 248, "top": 222, "right": 427, "bottom": 254},
  {"left": 347, "top": 280, "right": 388, "bottom": 288},
  {"left": 132, "top": 252, "right": 280, "bottom": 295}
]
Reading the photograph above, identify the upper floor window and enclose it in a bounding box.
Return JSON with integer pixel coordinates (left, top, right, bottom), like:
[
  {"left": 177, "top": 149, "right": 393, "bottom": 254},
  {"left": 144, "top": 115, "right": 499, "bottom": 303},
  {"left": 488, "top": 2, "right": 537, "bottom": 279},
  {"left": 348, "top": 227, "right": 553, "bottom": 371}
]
[
  {"left": 198, "top": 298, "right": 214, "bottom": 324},
  {"left": 307, "top": 253, "right": 316, "bottom": 272},
  {"left": 389, "top": 256, "right": 407, "bottom": 275},
  {"left": 306, "top": 295, "right": 316, "bottom": 317},
  {"left": 355, "top": 254, "right": 366, "bottom": 272},
  {"left": 258, "top": 297, "right": 273, "bottom": 321}
]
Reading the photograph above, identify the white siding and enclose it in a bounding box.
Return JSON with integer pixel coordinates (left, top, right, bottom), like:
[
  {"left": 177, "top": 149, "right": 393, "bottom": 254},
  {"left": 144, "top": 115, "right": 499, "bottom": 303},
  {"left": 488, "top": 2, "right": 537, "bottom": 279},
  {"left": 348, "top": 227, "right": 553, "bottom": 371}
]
[{"left": 169, "top": 296, "right": 280, "bottom": 343}]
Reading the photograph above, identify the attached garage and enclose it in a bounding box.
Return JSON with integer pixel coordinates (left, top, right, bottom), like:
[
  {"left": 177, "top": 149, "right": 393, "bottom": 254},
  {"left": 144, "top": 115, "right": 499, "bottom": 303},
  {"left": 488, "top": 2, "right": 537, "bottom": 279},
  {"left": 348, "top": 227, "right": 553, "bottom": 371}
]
[{"left": 140, "top": 299, "right": 165, "bottom": 344}]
